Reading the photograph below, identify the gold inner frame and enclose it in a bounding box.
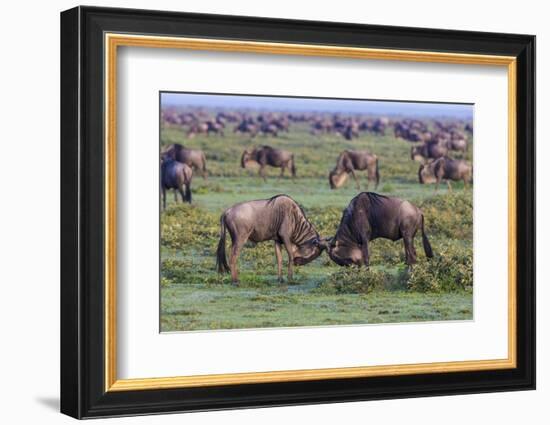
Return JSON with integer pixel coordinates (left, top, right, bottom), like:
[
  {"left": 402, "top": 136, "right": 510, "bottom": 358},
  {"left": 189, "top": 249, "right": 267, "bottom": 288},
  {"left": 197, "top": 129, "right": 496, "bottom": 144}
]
[{"left": 104, "top": 33, "right": 517, "bottom": 392}]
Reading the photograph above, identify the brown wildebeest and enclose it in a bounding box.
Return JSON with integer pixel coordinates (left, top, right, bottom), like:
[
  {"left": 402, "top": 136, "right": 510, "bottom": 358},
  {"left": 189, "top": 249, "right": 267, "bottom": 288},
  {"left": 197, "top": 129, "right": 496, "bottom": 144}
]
[
  {"left": 445, "top": 138, "right": 468, "bottom": 153},
  {"left": 329, "top": 150, "right": 380, "bottom": 190},
  {"left": 234, "top": 120, "right": 258, "bottom": 137},
  {"left": 418, "top": 157, "right": 472, "bottom": 191},
  {"left": 216, "top": 195, "right": 326, "bottom": 285},
  {"left": 259, "top": 123, "right": 279, "bottom": 137},
  {"left": 161, "top": 159, "right": 193, "bottom": 210},
  {"left": 241, "top": 146, "right": 296, "bottom": 181},
  {"left": 411, "top": 142, "right": 448, "bottom": 162},
  {"left": 327, "top": 192, "right": 433, "bottom": 271},
  {"left": 161, "top": 143, "right": 208, "bottom": 179}
]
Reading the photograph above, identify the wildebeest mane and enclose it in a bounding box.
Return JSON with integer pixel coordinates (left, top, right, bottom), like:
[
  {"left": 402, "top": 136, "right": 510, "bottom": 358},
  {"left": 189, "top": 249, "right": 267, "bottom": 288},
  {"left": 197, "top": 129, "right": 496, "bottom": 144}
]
[
  {"left": 267, "top": 194, "right": 318, "bottom": 242},
  {"left": 335, "top": 192, "right": 390, "bottom": 243}
]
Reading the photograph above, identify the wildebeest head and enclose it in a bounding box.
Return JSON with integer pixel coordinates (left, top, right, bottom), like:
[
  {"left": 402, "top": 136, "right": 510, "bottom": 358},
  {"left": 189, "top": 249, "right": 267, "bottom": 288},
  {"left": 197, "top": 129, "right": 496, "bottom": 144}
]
[
  {"left": 292, "top": 237, "right": 328, "bottom": 266},
  {"left": 418, "top": 163, "right": 435, "bottom": 184},
  {"left": 411, "top": 145, "right": 423, "bottom": 162},
  {"left": 160, "top": 145, "right": 176, "bottom": 162},
  {"left": 326, "top": 237, "right": 364, "bottom": 267},
  {"left": 241, "top": 149, "right": 253, "bottom": 168},
  {"left": 418, "top": 159, "right": 442, "bottom": 184},
  {"left": 328, "top": 169, "right": 348, "bottom": 189}
]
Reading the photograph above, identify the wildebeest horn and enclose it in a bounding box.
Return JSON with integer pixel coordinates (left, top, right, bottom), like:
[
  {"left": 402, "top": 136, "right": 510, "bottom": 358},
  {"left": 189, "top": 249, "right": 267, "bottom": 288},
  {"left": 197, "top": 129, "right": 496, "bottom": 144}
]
[{"left": 314, "top": 238, "right": 329, "bottom": 250}]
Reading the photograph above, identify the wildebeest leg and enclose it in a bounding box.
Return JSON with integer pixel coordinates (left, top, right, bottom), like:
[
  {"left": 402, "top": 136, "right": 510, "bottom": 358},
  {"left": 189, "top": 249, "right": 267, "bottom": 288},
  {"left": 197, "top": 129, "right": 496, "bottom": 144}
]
[
  {"left": 174, "top": 189, "right": 179, "bottom": 203},
  {"left": 184, "top": 183, "right": 192, "bottom": 203},
  {"left": 274, "top": 241, "right": 283, "bottom": 283},
  {"left": 361, "top": 242, "right": 370, "bottom": 269},
  {"left": 178, "top": 186, "right": 186, "bottom": 204},
  {"left": 281, "top": 236, "right": 294, "bottom": 282},
  {"left": 447, "top": 180, "right": 453, "bottom": 192},
  {"left": 259, "top": 165, "right": 267, "bottom": 182},
  {"left": 229, "top": 236, "right": 247, "bottom": 286},
  {"left": 162, "top": 187, "right": 166, "bottom": 211},
  {"left": 403, "top": 233, "right": 417, "bottom": 272},
  {"left": 278, "top": 165, "right": 285, "bottom": 180},
  {"left": 350, "top": 169, "right": 360, "bottom": 190}
]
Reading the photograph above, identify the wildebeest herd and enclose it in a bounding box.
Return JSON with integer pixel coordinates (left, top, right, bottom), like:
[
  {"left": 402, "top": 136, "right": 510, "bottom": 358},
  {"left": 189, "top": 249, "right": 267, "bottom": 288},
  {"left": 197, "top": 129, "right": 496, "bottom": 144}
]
[{"left": 161, "top": 108, "right": 473, "bottom": 287}]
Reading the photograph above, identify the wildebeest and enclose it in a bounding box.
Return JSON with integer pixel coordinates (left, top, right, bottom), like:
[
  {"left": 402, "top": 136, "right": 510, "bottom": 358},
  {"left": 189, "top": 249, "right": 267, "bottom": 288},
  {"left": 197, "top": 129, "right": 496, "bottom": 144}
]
[
  {"left": 329, "top": 150, "right": 380, "bottom": 190},
  {"left": 327, "top": 192, "right": 433, "bottom": 271},
  {"left": 411, "top": 142, "right": 448, "bottom": 162},
  {"left": 241, "top": 146, "right": 296, "bottom": 181},
  {"left": 216, "top": 195, "right": 326, "bottom": 284},
  {"left": 234, "top": 119, "right": 258, "bottom": 137},
  {"left": 161, "top": 159, "right": 193, "bottom": 210},
  {"left": 418, "top": 157, "right": 472, "bottom": 190},
  {"left": 445, "top": 137, "right": 468, "bottom": 153},
  {"left": 161, "top": 143, "right": 208, "bottom": 179}
]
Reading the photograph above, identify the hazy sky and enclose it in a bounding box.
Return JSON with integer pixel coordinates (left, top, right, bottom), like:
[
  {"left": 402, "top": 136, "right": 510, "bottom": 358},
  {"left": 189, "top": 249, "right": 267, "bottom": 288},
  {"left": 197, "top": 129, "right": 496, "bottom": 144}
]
[{"left": 161, "top": 92, "right": 473, "bottom": 119}]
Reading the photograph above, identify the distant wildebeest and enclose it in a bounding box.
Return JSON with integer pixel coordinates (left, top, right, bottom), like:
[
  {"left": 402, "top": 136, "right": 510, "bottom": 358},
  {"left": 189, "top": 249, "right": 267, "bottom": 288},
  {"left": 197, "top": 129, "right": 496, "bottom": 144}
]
[
  {"left": 259, "top": 123, "right": 279, "bottom": 137},
  {"left": 216, "top": 195, "right": 327, "bottom": 284},
  {"left": 161, "top": 159, "right": 193, "bottom": 210},
  {"left": 411, "top": 142, "right": 448, "bottom": 162},
  {"left": 187, "top": 120, "right": 224, "bottom": 138},
  {"left": 161, "top": 143, "right": 208, "bottom": 179},
  {"left": 445, "top": 138, "right": 468, "bottom": 153},
  {"left": 418, "top": 157, "right": 472, "bottom": 190},
  {"left": 329, "top": 150, "right": 380, "bottom": 190},
  {"left": 241, "top": 146, "right": 296, "bottom": 181},
  {"left": 234, "top": 120, "right": 258, "bottom": 137},
  {"left": 327, "top": 192, "right": 433, "bottom": 271}
]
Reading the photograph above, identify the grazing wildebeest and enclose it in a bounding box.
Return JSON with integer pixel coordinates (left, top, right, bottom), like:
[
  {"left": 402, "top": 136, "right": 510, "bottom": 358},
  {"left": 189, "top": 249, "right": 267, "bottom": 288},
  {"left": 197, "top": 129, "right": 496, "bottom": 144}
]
[
  {"left": 327, "top": 192, "right": 433, "bottom": 271},
  {"left": 161, "top": 143, "right": 208, "bottom": 179},
  {"left": 328, "top": 150, "right": 380, "bottom": 190},
  {"left": 411, "top": 142, "right": 448, "bottom": 162},
  {"left": 161, "top": 159, "right": 193, "bottom": 210},
  {"left": 241, "top": 146, "right": 296, "bottom": 181},
  {"left": 418, "top": 157, "right": 472, "bottom": 191},
  {"left": 216, "top": 195, "right": 326, "bottom": 284}
]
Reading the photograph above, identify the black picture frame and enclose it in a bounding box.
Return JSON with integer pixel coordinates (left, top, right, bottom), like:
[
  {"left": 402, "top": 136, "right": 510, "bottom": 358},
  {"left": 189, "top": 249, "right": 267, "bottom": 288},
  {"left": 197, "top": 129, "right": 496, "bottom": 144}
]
[{"left": 61, "top": 5, "right": 535, "bottom": 419}]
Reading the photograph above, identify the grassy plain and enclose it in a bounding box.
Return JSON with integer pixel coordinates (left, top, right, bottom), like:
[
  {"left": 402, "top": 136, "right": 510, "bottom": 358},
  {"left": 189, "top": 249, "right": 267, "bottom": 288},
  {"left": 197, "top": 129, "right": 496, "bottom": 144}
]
[{"left": 160, "top": 120, "right": 473, "bottom": 332}]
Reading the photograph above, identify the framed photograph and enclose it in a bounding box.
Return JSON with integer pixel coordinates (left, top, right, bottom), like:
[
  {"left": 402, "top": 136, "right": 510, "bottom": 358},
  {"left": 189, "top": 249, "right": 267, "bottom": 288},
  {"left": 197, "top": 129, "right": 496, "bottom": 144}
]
[{"left": 60, "top": 6, "right": 535, "bottom": 419}]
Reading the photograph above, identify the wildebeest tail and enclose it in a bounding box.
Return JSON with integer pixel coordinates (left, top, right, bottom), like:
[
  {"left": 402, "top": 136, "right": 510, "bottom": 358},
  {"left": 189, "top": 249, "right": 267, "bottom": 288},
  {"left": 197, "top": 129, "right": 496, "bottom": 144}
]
[
  {"left": 216, "top": 214, "right": 230, "bottom": 273},
  {"left": 290, "top": 154, "right": 296, "bottom": 177},
  {"left": 421, "top": 214, "right": 434, "bottom": 258}
]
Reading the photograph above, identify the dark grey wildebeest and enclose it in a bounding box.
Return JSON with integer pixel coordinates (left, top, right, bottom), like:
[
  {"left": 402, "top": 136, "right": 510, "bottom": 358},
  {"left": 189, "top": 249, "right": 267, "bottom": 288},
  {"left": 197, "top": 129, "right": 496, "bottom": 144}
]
[
  {"left": 161, "top": 159, "right": 193, "bottom": 210},
  {"left": 329, "top": 150, "right": 380, "bottom": 190},
  {"left": 241, "top": 146, "right": 296, "bottom": 181},
  {"left": 216, "top": 195, "right": 326, "bottom": 284},
  {"left": 161, "top": 143, "right": 208, "bottom": 179},
  {"left": 327, "top": 192, "right": 433, "bottom": 271},
  {"left": 418, "top": 157, "right": 472, "bottom": 191},
  {"left": 411, "top": 142, "right": 448, "bottom": 163}
]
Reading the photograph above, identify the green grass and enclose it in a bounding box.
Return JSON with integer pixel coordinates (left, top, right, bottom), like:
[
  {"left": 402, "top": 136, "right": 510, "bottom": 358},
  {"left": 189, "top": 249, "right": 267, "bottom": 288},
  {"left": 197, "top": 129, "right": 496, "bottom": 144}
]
[
  {"left": 161, "top": 284, "right": 472, "bottom": 331},
  {"left": 160, "top": 120, "right": 473, "bottom": 332}
]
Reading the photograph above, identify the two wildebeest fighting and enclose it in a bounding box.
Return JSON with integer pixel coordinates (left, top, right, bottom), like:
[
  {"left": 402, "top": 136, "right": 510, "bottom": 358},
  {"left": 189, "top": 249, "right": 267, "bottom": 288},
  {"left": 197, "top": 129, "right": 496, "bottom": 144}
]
[{"left": 216, "top": 193, "right": 433, "bottom": 285}]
